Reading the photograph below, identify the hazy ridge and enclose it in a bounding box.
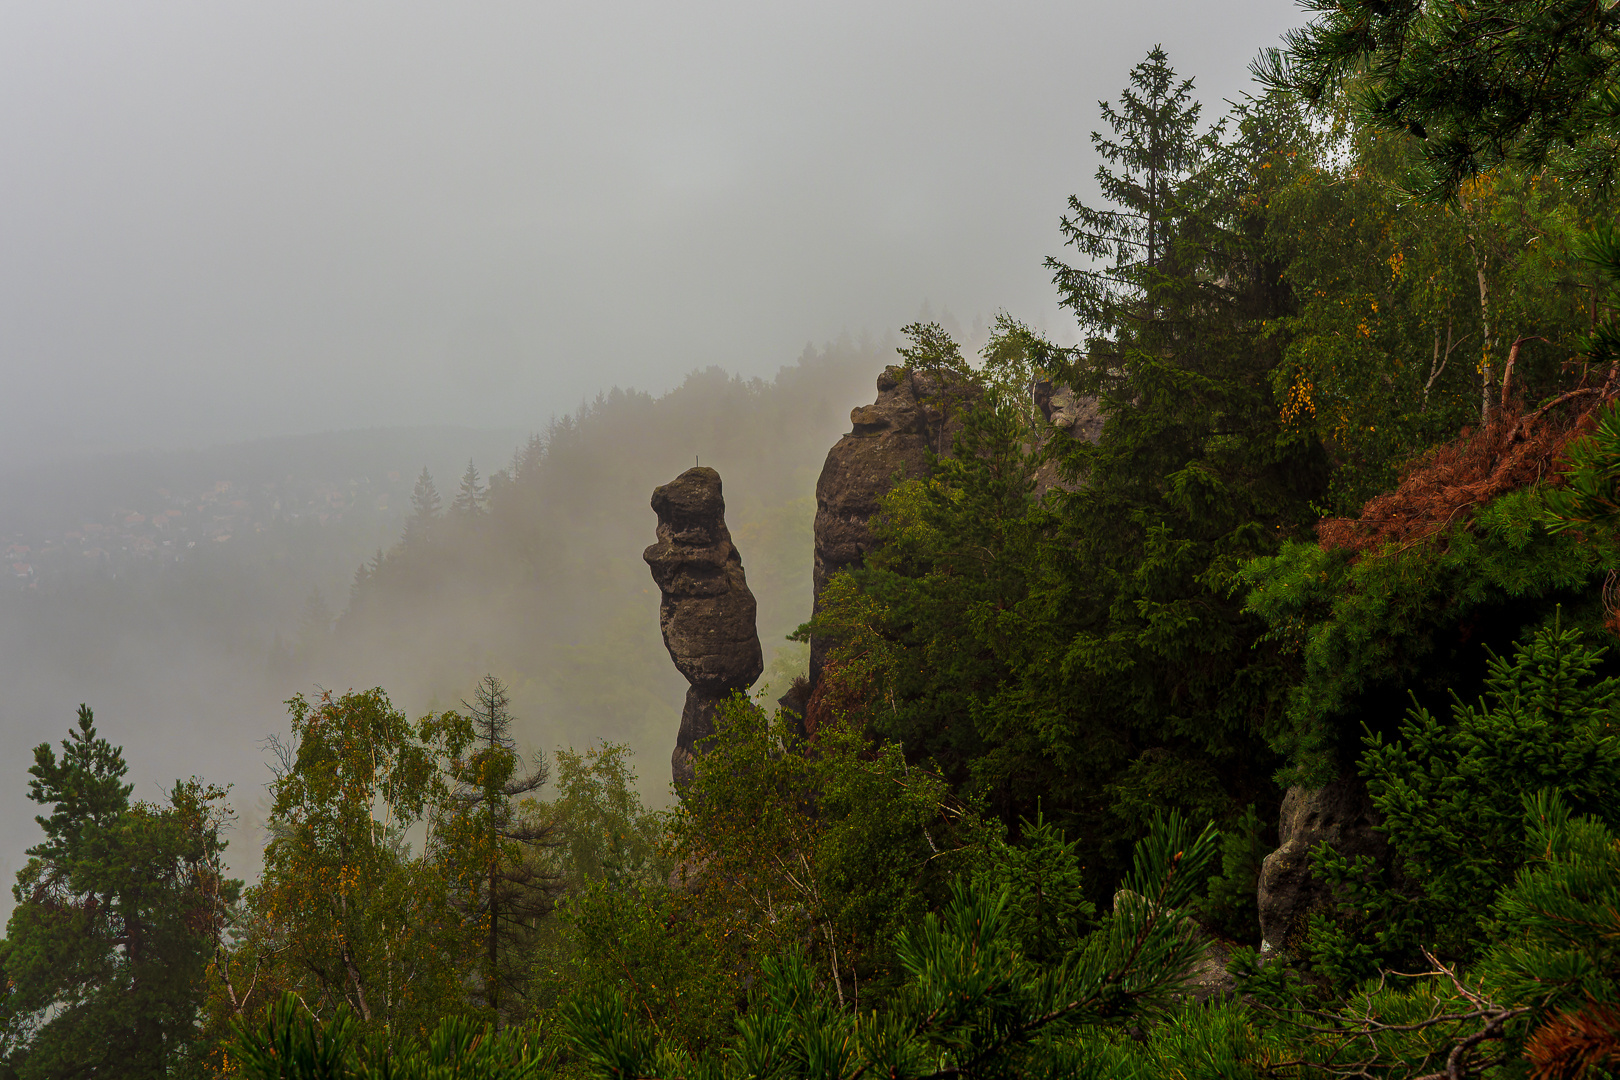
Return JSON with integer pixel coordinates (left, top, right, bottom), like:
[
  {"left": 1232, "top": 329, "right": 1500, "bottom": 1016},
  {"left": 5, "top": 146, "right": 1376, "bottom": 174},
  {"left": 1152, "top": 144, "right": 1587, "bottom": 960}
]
[{"left": 0, "top": 339, "right": 890, "bottom": 888}]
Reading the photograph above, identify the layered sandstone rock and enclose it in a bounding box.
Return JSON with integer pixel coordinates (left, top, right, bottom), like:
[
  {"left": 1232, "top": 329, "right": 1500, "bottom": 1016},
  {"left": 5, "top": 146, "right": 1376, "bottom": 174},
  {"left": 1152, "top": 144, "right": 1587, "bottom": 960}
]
[
  {"left": 804, "top": 367, "right": 1106, "bottom": 695},
  {"left": 1040, "top": 383, "right": 1105, "bottom": 442},
  {"left": 643, "top": 466, "right": 763, "bottom": 787},
  {"left": 1257, "top": 775, "right": 1387, "bottom": 953},
  {"left": 807, "top": 365, "right": 977, "bottom": 692}
]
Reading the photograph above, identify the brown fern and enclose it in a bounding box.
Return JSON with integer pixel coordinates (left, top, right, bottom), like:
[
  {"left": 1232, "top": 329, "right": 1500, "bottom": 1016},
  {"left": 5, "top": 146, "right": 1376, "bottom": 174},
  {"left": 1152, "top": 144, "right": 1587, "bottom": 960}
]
[{"left": 1319, "top": 391, "right": 1616, "bottom": 556}]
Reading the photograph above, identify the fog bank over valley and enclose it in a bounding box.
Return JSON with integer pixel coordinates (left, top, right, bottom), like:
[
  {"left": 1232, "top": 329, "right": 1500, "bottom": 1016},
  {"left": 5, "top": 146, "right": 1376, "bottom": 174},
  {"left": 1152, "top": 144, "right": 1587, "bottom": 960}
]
[{"left": 0, "top": 0, "right": 1305, "bottom": 891}]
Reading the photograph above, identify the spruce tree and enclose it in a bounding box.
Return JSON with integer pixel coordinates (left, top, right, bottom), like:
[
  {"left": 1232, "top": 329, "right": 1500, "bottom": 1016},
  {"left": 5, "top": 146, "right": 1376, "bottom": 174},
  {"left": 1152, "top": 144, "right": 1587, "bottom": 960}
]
[
  {"left": 1309, "top": 622, "right": 1620, "bottom": 976},
  {"left": 404, "top": 467, "right": 441, "bottom": 547},
  {"left": 435, "top": 676, "right": 559, "bottom": 1024},
  {"left": 814, "top": 57, "right": 1329, "bottom": 893},
  {"left": 1047, "top": 45, "right": 1219, "bottom": 356},
  {"left": 452, "top": 459, "right": 487, "bottom": 518},
  {"left": 1033, "top": 79, "right": 1328, "bottom": 831}
]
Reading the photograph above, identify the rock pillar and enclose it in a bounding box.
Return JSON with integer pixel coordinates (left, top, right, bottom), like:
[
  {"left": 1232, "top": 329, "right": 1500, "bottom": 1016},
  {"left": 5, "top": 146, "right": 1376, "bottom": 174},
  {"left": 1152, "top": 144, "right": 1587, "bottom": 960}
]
[{"left": 643, "top": 466, "right": 763, "bottom": 788}]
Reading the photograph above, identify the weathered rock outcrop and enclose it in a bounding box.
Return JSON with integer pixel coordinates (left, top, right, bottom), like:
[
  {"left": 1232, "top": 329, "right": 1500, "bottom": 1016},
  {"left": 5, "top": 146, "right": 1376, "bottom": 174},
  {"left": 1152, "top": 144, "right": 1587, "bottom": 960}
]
[
  {"left": 807, "top": 365, "right": 978, "bottom": 692},
  {"left": 643, "top": 466, "right": 763, "bottom": 788},
  {"left": 1033, "top": 380, "right": 1106, "bottom": 442},
  {"left": 1257, "top": 775, "right": 1387, "bottom": 953},
  {"left": 801, "top": 367, "right": 1109, "bottom": 701},
  {"left": 1029, "top": 380, "right": 1107, "bottom": 497}
]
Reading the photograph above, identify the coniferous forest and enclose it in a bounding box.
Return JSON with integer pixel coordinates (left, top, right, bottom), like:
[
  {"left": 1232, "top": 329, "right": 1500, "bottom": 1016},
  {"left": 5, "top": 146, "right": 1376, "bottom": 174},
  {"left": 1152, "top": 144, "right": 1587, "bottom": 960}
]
[{"left": 9, "top": 4, "right": 1620, "bottom": 1077}]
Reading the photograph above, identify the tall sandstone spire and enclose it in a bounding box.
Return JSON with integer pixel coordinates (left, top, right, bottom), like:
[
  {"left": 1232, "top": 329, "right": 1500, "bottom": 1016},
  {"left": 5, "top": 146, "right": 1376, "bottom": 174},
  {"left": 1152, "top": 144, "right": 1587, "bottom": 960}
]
[{"left": 643, "top": 466, "right": 763, "bottom": 788}]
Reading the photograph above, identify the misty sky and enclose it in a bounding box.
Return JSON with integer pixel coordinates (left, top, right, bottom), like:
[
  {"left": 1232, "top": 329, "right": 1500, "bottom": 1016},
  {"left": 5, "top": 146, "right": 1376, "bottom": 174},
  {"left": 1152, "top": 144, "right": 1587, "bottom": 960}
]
[{"left": 1, "top": 1, "right": 1306, "bottom": 463}]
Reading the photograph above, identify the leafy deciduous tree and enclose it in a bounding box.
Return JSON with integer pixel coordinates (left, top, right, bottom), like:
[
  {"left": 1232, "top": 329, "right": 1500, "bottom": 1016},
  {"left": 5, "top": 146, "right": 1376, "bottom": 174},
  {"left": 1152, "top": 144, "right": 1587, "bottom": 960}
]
[{"left": 249, "top": 689, "right": 466, "bottom": 1036}]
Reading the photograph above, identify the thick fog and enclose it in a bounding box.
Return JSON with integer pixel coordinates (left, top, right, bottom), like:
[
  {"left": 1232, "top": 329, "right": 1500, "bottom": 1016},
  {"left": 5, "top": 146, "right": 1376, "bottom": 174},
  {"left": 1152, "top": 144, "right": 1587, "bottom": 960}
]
[
  {"left": 2, "top": 1, "right": 1299, "bottom": 461},
  {"left": 0, "top": 2, "right": 1306, "bottom": 892}
]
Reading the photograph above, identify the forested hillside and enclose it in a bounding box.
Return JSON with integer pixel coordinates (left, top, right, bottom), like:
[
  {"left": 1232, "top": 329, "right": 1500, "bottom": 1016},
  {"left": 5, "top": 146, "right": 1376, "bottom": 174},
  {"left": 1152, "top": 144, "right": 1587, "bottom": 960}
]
[
  {"left": 313, "top": 338, "right": 892, "bottom": 782},
  {"left": 7, "top": 3, "right": 1620, "bottom": 1077},
  {"left": 0, "top": 426, "right": 520, "bottom": 890}
]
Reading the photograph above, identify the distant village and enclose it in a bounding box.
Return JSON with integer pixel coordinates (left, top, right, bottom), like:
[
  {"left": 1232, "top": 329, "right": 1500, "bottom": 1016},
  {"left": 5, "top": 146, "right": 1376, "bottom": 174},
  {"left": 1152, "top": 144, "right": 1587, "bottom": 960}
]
[{"left": 3, "top": 470, "right": 414, "bottom": 589}]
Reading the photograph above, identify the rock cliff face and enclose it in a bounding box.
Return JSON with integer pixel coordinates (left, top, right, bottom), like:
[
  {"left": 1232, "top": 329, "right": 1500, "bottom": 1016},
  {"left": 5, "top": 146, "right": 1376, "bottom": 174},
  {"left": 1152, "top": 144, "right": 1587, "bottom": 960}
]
[
  {"left": 643, "top": 369, "right": 1105, "bottom": 770},
  {"left": 804, "top": 367, "right": 1104, "bottom": 696},
  {"left": 1256, "top": 775, "right": 1387, "bottom": 953},
  {"left": 807, "top": 365, "right": 978, "bottom": 692},
  {"left": 643, "top": 466, "right": 763, "bottom": 787}
]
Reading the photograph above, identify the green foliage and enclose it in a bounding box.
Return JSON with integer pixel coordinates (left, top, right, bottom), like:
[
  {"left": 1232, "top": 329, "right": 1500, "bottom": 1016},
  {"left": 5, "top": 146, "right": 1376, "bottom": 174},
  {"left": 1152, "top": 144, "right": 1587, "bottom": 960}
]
[
  {"left": 1480, "top": 792, "right": 1620, "bottom": 1022},
  {"left": 1546, "top": 399, "right": 1620, "bottom": 537},
  {"left": 1269, "top": 798, "right": 1620, "bottom": 1079},
  {"left": 542, "top": 742, "right": 668, "bottom": 891},
  {"left": 228, "top": 993, "right": 547, "bottom": 1080},
  {"left": 561, "top": 812, "right": 1221, "bottom": 1080},
  {"left": 210, "top": 790, "right": 1620, "bottom": 1078},
  {"left": 1047, "top": 45, "right": 1220, "bottom": 346},
  {"left": 432, "top": 676, "right": 560, "bottom": 1024},
  {"left": 811, "top": 399, "right": 1045, "bottom": 816},
  {"left": 1196, "top": 804, "right": 1270, "bottom": 945},
  {"left": 673, "top": 696, "right": 981, "bottom": 1011},
  {"left": 2, "top": 707, "right": 237, "bottom": 1078},
  {"left": 971, "top": 814, "right": 1096, "bottom": 966},
  {"left": 514, "top": 744, "right": 699, "bottom": 1039},
  {"left": 502, "top": 743, "right": 713, "bottom": 1046},
  {"left": 1241, "top": 484, "right": 1610, "bottom": 781},
  {"left": 1038, "top": 86, "right": 1332, "bottom": 834},
  {"left": 1255, "top": 0, "right": 1620, "bottom": 195},
  {"left": 1265, "top": 120, "right": 1590, "bottom": 504},
  {"left": 245, "top": 689, "right": 471, "bottom": 1035},
  {"left": 1574, "top": 218, "right": 1620, "bottom": 369},
  {"left": 1305, "top": 622, "right": 1620, "bottom": 982},
  {"left": 813, "top": 70, "right": 1328, "bottom": 903},
  {"left": 550, "top": 877, "right": 741, "bottom": 1059},
  {"left": 1257, "top": 0, "right": 1620, "bottom": 474}
]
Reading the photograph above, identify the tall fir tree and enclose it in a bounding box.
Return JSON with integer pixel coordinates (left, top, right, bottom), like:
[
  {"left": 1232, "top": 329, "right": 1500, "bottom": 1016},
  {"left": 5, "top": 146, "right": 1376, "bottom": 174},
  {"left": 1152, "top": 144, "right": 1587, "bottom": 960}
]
[
  {"left": 1030, "top": 77, "right": 1328, "bottom": 828},
  {"left": 815, "top": 56, "right": 1328, "bottom": 896},
  {"left": 1048, "top": 45, "right": 1219, "bottom": 353},
  {"left": 452, "top": 459, "right": 487, "bottom": 519},
  {"left": 433, "top": 676, "right": 559, "bottom": 1024},
  {"left": 404, "top": 467, "right": 442, "bottom": 548}
]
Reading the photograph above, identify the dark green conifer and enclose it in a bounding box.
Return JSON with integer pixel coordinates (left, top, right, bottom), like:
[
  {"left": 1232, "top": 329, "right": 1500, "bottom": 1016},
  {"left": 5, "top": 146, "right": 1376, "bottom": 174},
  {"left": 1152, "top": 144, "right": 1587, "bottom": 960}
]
[{"left": 3, "top": 708, "right": 234, "bottom": 1078}]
